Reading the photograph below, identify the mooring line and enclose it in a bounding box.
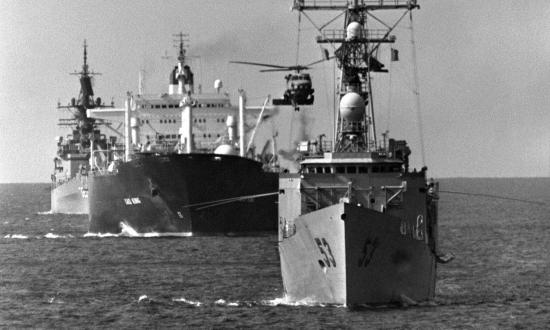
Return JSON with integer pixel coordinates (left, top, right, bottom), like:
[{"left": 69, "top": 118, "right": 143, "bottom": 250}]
[
  {"left": 439, "top": 190, "right": 547, "bottom": 206},
  {"left": 181, "top": 192, "right": 279, "bottom": 210}
]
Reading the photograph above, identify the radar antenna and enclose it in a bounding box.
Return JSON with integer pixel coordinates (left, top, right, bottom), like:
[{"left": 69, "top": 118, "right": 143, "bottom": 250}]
[{"left": 292, "top": 0, "right": 419, "bottom": 152}]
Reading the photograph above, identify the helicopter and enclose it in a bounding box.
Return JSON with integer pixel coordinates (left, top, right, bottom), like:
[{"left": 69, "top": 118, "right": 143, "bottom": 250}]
[{"left": 230, "top": 60, "right": 325, "bottom": 111}]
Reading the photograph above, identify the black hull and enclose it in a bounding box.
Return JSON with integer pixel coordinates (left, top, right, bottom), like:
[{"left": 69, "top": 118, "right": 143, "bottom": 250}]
[{"left": 88, "top": 153, "right": 278, "bottom": 234}]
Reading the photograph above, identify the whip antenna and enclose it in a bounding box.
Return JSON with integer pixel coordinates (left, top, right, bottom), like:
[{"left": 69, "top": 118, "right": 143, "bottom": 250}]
[{"left": 409, "top": 10, "right": 426, "bottom": 166}]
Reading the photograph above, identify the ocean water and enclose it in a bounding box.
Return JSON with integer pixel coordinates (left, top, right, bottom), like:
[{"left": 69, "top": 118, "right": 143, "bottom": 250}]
[{"left": 0, "top": 179, "right": 549, "bottom": 328}]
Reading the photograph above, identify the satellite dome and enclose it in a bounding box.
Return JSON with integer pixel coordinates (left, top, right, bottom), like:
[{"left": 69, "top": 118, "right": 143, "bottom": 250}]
[
  {"left": 346, "top": 22, "right": 362, "bottom": 40},
  {"left": 339, "top": 92, "right": 365, "bottom": 121},
  {"left": 214, "top": 144, "right": 237, "bottom": 155}
]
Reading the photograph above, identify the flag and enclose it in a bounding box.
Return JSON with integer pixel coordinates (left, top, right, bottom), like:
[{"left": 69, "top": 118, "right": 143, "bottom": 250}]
[{"left": 391, "top": 48, "right": 399, "bottom": 61}]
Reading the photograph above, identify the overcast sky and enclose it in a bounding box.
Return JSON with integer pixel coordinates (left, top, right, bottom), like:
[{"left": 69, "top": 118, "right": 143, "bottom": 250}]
[{"left": 1, "top": 0, "right": 549, "bottom": 182}]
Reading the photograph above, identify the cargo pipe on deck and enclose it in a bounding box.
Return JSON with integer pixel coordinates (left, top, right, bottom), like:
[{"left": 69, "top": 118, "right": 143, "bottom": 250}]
[
  {"left": 238, "top": 90, "right": 246, "bottom": 157},
  {"left": 180, "top": 93, "right": 195, "bottom": 153},
  {"left": 124, "top": 92, "right": 131, "bottom": 162}
]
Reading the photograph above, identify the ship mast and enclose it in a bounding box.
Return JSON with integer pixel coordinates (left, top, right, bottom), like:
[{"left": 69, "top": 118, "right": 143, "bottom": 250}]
[
  {"left": 172, "top": 32, "right": 194, "bottom": 94},
  {"left": 293, "top": 0, "right": 419, "bottom": 153},
  {"left": 82, "top": 39, "right": 89, "bottom": 76}
]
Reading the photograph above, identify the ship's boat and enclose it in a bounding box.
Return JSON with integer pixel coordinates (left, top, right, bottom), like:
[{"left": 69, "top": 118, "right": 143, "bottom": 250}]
[
  {"left": 51, "top": 40, "right": 114, "bottom": 214},
  {"left": 86, "top": 34, "right": 279, "bottom": 234},
  {"left": 278, "top": 0, "right": 449, "bottom": 306}
]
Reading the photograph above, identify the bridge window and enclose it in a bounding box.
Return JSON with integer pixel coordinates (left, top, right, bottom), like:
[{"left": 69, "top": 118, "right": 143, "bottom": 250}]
[
  {"left": 358, "top": 166, "right": 368, "bottom": 173},
  {"left": 335, "top": 166, "right": 345, "bottom": 174},
  {"left": 347, "top": 166, "right": 357, "bottom": 174}
]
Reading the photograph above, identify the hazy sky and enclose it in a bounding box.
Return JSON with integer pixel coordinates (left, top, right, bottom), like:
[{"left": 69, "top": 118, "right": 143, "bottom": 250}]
[{"left": 1, "top": 0, "right": 549, "bottom": 182}]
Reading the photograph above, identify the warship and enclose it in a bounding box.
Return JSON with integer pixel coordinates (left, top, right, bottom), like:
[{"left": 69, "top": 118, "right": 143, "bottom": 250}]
[
  {"left": 51, "top": 41, "right": 115, "bottom": 214},
  {"left": 86, "top": 34, "right": 279, "bottom": 234},
  {"left": 278, "top": 0, "right": 451, "bottom": 306}
]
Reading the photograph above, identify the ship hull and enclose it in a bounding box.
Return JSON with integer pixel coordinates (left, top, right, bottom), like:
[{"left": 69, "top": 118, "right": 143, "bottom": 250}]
[
  {"left": 279, "top": 203, "right": 436, "bottom": 305},
  {"left": 88, "top": 153, "right": 278, "bottom": 234},
  {"left": 51, "top": 177, "right": 88, "bottom": 214}
]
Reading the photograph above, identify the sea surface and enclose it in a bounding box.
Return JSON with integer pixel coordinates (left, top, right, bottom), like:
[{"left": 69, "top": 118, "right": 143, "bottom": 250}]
[{"left": 0, "top": 179, "right": 549, "bottom": 328}]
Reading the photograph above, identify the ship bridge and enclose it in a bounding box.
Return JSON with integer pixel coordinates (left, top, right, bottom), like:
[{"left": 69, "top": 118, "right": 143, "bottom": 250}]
[{"left": 300, "top": 152, "right": 403, "bottom": 175}]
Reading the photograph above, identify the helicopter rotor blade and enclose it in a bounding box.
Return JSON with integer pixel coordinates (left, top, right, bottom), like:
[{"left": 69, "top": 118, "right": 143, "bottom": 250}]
[
  {"left": 304, "top": 55, "right": 336, "bottom": 68},
  {"left": 287, "top": 65, "right": 310, "bottom": 71},
  {"left": 305, "top": 57, "right": 333, "bottom": 67},
  {"left": 259, "top": 68, "right": 300, "bottom": 72},
  {"left": 230, "top": 61, "right": 289, "bottom": 69}
]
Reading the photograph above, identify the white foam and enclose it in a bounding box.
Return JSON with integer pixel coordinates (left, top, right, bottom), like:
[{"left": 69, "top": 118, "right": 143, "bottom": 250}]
[
  {"left": 213, "top": 299, "right": 243, "bottom": 307},
  {"left": 44, "top": 233, "right": 74, "bottom": 239},
  {"left": 85, "top": 222, "right": 192, "bottom": 238},
  {"left": 4, "top": 234, "right": 29, "bottom": 239},
  {"left": 37, "top": 210, "right": 54, "bottom": 215},
  {"left": 172, "top": 297, "right": 203, "bottom": 307},
  {"left": 262, "top": 295, "right": 341, "bottom": 307},
  {"left": 215, "top": 299, "right": 226, "bottom": 305},
  {"left": 121, "top": 221, "right": 193, "bottom": 238},
  {"left": 120, "top": 221, "right": 140, "bottom": 237},
  {"left": 83, "top": 232, "right": 120, "bottom": 238},
  {"left": 138, "top": 295, "right": 148, "bottom": 302}
]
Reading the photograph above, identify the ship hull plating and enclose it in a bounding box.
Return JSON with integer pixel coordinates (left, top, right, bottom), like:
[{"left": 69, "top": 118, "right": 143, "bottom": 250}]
[
  {"left": 280, "top": 203, "right": 436, "bottom": 305},
  {"left": 51, "top": 177, "right": 88, "bottom": 214},
  {"left": 88, "top": 153, "right": 278, "bottom": 234}
]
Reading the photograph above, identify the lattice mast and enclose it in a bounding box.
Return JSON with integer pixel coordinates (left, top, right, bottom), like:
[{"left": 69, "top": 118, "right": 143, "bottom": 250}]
[{"left": 292, "top": 0, "right": 419, "bottom": 153}]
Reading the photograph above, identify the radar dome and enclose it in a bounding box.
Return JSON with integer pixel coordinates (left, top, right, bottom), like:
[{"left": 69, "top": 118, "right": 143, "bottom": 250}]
[
  {"left": 339, "top": 92, "right": 365, "bottom": 121},
  {"left": 214, "top": 144, "right": 237, "bottom": 155},
  {"left": 346, "top": 22, "right": 362, "bottom": 40}
]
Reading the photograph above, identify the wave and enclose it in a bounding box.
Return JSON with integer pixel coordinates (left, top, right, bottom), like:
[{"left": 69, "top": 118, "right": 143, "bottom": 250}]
[
  {"left": 44, "top": 233, "right": 74, "bottom": 239},
  {"left": 171, "top": 297, "right": 203, "bottom": 307},
  {"left": 83, "top": 222, "right": 193, "bottom": 238},
  {"left": 3, "top": 234, "right": 29, "bottom": 239},
  {"left": 262, "top": 296, "right": 344, "bottom": 307},
  {"left": 4, "top": 233, "right": 76, "bottom": 239},
  {"left": 83, "top": 232, "right": 120, "bottom": 238},
  {"left": 36, "top": 210, "right": 54, "bottom": 215},
  {"left": 168, "top": 295, "right": 343, "bottom": 308}
]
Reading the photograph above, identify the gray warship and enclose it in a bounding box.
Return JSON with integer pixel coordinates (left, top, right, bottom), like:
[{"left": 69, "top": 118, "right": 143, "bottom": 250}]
[
  {"left": 51, "top": 41, "right": 114, "bottom": 214},
  {"left": 278, "top": 0, "right": 451, "bottom": 306}
]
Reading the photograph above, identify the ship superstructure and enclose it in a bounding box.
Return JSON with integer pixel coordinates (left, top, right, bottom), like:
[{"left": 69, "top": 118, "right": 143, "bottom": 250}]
[
  {"left": 51, "top": 40, "right": 116, "bottom": 214},
  {"left": 278, "top": 0, "right": 448, "bottom": 305},
  {"left": 87, "top": 34, "right": 279, "bottom": 234}
]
